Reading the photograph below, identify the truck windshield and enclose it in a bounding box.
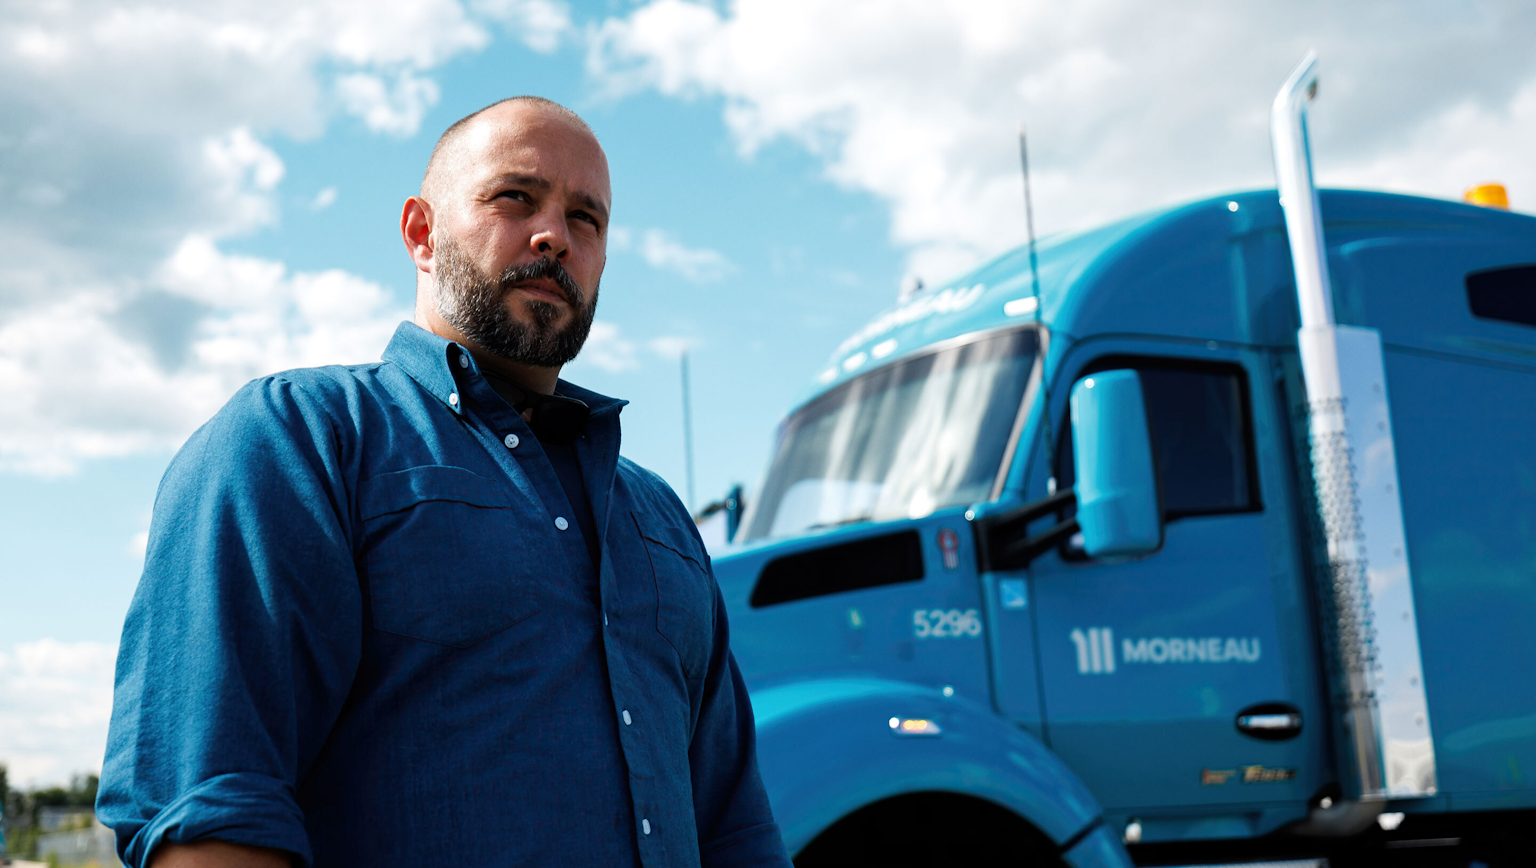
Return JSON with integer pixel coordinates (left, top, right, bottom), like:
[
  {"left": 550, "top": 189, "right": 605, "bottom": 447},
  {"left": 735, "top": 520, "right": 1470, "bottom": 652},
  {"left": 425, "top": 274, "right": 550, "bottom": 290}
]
[{"left": 742, "top": 329, "right": 1038, "bottom": 541}]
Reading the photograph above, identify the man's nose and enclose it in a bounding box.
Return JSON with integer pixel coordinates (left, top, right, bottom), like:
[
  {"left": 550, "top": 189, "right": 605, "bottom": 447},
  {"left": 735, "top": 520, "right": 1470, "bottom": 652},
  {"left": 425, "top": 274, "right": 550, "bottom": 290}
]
[{"left": 529, "top": 212, "right": 570, "bottom": 261}]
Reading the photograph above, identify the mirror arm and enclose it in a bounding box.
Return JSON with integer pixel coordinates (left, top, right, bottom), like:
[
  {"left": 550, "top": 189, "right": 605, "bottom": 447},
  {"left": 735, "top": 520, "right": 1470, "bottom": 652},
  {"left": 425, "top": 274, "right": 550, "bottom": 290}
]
[
  {"left": 987, "top": 489, "right": 1076, "bottom": 534},
  {"left": 974, "top": 488, "right": 1078, "bottom": 571},
  {"left": 995, "top": 517, "right": 1080, "bottom": 570}
]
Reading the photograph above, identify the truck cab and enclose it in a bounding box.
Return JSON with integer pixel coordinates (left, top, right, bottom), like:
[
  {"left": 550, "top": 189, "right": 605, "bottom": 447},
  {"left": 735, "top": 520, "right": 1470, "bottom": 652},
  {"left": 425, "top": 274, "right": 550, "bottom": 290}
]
[{"left": 710, "top": 187, "right": 1536, "bottom": 866}]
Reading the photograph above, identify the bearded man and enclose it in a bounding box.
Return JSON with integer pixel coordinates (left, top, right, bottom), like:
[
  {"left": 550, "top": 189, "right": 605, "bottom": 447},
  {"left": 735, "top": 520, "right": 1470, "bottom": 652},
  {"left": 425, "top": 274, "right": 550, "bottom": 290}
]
[{"left": 97, "top": 97, "right": 791, "bottom": 868}]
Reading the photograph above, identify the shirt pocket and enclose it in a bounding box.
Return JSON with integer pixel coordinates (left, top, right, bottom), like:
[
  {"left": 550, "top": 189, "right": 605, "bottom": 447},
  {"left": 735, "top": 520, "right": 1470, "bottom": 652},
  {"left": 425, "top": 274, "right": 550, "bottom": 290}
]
[
  {"left": 633, "top": 511, "right": 715, "bottom": 677},
  {"left": 360, "top": 465, "right": 542, "bottom": 648}
]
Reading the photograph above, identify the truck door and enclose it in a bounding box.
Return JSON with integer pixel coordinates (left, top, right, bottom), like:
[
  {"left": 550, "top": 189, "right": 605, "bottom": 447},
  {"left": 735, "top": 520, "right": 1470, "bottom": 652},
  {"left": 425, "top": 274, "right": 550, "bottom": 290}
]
[{"left": 1017, "top": 345, "right": 1327, "bottom": 838}]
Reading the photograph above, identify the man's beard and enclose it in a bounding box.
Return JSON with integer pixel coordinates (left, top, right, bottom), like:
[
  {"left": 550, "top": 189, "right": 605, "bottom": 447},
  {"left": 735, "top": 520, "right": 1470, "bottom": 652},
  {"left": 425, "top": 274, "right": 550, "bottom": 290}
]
[{"left": 432, "top": 234, "right": 598, "bottom": 368}]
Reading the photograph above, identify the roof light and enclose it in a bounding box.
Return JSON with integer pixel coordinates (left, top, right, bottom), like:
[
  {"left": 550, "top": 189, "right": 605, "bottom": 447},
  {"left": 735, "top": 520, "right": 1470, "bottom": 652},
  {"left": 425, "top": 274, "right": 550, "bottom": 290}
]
[{"left": 1464, "top": 183, "right": 1509, "bottom": 210}]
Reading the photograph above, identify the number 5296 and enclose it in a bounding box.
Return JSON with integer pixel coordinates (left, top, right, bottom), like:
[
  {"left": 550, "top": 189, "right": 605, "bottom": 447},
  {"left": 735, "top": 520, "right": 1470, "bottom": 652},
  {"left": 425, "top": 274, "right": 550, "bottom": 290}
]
[{"left": 913, "top": 609, "right": 982, "bottom": 638}]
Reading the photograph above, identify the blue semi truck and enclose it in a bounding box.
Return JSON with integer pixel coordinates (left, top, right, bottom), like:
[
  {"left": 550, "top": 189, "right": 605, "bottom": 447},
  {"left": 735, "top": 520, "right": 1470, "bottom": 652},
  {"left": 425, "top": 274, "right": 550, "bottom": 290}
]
[{"left": 706, "top": 58, "right": 1536, "bottom": 865}]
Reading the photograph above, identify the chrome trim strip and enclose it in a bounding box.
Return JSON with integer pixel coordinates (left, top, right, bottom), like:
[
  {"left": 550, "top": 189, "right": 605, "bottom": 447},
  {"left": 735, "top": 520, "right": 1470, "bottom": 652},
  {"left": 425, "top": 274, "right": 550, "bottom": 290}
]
[{"left": 990, "top": 325, "right": 1048, "bottom": 503}]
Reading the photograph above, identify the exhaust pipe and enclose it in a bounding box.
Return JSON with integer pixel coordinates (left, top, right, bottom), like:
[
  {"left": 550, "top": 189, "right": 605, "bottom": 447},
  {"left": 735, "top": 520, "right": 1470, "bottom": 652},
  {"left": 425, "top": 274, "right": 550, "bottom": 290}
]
[{"left": 1270, "top": 53, "right": 1437, "bottom": 816}]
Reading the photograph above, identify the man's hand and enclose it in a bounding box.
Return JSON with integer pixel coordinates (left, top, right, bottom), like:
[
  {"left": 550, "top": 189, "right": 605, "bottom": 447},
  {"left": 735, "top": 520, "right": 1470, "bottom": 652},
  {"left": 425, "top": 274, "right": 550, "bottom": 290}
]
[{"left": 152, "top": 841, "right": 292, "bottom": 868}]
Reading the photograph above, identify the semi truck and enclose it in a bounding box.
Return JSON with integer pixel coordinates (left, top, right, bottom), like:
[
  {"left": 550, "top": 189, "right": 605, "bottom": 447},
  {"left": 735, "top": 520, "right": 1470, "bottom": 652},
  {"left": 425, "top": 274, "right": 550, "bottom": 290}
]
[{"left": 708, "top": 56, "right": 1536, "bottom": 866}]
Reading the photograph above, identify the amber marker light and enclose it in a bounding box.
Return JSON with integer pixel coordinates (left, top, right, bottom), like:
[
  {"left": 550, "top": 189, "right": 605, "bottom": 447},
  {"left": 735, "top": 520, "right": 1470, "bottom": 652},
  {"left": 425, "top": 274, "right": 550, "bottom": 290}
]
[
  {"left": 1464, "top": 183, "right": 1510, "bottom": 209},
  {"left": 889, "top": 717, "right": 942, "bottom": 737}
]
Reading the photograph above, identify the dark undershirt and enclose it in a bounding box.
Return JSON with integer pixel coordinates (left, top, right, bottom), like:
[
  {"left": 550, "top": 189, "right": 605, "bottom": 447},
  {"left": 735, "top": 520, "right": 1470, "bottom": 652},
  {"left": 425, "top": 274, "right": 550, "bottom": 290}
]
[
  {"left": 483, "top": 374, "right": 602, "bottom": 571},
  {"left": 541, "top": 439, "right": 602, "bottom": 570}
]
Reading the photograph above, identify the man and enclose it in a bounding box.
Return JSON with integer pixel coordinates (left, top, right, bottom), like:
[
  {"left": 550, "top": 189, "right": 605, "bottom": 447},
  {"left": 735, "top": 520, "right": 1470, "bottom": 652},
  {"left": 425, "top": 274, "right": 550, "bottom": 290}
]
[{"left": 97, "top": 97, "right": 791, "bottom": 868}]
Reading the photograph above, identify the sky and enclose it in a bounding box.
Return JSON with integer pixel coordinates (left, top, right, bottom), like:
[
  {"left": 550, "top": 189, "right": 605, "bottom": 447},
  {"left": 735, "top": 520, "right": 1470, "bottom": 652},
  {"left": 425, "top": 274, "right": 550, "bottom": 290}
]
[{"left": 1, "top": 0, "right": 1533, "bottom": 786}]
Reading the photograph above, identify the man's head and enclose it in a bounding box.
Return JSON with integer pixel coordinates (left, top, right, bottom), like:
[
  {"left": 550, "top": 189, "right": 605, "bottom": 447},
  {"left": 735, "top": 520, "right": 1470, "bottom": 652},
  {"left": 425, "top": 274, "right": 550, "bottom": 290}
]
[{"left": 403, "top": 97, "right": 611, "bottom": 383}]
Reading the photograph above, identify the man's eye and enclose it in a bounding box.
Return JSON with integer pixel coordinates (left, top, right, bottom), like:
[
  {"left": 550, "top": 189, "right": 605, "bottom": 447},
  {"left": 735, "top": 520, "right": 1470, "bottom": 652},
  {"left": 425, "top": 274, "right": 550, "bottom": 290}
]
[
  {"left": 571, "top": 211, "right": 601, "bottom": 230},
  {"left": 499, "top": 190, "right": 532, "bottom": 204}
]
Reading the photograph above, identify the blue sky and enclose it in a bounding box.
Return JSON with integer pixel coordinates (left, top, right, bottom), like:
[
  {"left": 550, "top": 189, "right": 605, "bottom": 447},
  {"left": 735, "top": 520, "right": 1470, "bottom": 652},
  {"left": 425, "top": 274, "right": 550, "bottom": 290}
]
[{"left": 2, "top": 0, "right": 1533, "bottom": 784}]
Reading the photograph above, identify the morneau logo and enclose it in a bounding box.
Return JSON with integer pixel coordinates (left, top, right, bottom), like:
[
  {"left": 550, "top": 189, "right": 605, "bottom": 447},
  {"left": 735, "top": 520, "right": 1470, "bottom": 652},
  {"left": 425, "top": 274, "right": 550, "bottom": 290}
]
[{"left": 1070, "top": 627, "right": 1262, "bottom": 675}]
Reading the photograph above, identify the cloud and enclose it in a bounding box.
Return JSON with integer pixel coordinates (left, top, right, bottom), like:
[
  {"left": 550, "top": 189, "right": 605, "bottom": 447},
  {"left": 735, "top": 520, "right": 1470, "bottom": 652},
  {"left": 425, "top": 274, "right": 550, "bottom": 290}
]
[
  {"left": 311, "top": 186, "right": 340, "bottom": 211},
  {"left": 638, "top": 229, "right": 734, "bottom": 282},
  {"left": 0, "top": 238, "right": 408, "bottom": 475},
  {"left": 203, "top": 126, "right": 288, "bottom": 230},
  {"left": 577, "top": 320, "right": 640, "bottom": 372},
  {"left": 128, "top": 531, "right": 151, "bottom": 562},
  {"left": 647, "top": 336, "right": 697, "bottom": 360},
  {"left": 337, "top": 70, "right": 443, "bottom": 136},
  {"left": 0, "top": 0, "right": 572, "bottom": 474},
  {"left": 473, "top": 0, "right": 574, "bottom": 53},
  {"left": 590, "top": 0, "right": 1536, "bottom": 280},
  {"left": 609, "top": 225, "right": 733, "bottom": 282},
  {"left": 0, "top": 640, "right": 118, "bottom": 787},
  {"left": 568, "top": 324, "right": 701, "bottom": 373}
]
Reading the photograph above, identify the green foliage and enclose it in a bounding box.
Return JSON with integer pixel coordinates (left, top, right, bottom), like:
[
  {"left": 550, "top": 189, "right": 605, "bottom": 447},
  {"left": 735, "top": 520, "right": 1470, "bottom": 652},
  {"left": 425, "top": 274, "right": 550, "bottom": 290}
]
[
  {"left": 0, "top": 766, "right": 102, "bottom": 860},
  {"left": 30, "top": 774, "right": 100, "bottom": 809}
]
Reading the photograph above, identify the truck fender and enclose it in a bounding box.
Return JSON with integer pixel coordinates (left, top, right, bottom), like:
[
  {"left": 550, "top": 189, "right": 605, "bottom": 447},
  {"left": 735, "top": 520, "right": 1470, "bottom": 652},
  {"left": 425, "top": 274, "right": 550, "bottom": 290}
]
[{"left": 749, "top": 677, "right": 1131, "bottom": 867}]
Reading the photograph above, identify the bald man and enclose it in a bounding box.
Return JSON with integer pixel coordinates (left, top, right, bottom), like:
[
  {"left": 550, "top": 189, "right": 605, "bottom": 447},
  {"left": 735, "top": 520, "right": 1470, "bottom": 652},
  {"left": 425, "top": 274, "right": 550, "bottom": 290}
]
[{"left": 98, "top": 97, "right": 791, "bottom": 868}]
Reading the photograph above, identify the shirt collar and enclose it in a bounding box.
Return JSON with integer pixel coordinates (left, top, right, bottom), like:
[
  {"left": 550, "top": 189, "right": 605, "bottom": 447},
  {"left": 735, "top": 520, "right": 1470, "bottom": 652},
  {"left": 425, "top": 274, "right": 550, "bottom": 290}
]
[{"left": 382, "top": 321, "right": 629, "bottom": 419}]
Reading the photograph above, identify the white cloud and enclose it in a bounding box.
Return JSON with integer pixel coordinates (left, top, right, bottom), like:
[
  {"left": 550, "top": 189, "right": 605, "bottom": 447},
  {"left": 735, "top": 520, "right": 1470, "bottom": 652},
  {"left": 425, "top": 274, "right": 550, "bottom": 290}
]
[
  {"left": 609, "top": 225, "right": 733, "bottom": 281},
  {"left": 311, "top": 186, "right": 340, "bottom": 211},
  {"left": 639, "top": 229, "right": 733, "bottom": 282},
  {"left": 0, "top": 237, "right": 408, "bottom": 475},
  {"left": 648, "top": 335, "right": 697, "bottom": 360},
  {"left": 473, "top": 0, "right": 573, "bottom": 53},
  {"left": 0, "top": 640, "right": 118, "bottom": 787},
  {"left": 202, "top": 126, "right": 288, "bottom": 232},
  {"left": 577, "top": 319, "right": 640, "bottom": 372},
  {"left": 0, "top": 0, "right": 573, "bottom": 474},
  {"left": 128, "top": 531, "right": 151, "bottom": 562},
  {"left": 1320, "top": 80, "right": 1536, "bottom": 203},
  {"left": 591, "top": 0, "right": 1536, "bottom": 280},
  {"left": 337, "top": 70, "right": 444, "bottom": 136}
]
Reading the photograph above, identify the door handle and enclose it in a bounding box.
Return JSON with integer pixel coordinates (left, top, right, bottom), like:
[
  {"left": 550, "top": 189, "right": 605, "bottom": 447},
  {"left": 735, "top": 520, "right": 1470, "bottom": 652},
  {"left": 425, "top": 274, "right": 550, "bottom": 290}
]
[{"left": 1235, "top": 702, "right": 1303, "bottom": 741}]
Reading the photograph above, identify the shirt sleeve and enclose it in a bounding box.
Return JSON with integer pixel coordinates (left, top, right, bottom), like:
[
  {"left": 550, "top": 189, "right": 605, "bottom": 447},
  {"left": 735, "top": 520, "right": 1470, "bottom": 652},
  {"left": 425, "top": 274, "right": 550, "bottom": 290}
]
[
  {"left": 688, "top": 575, "right": 794, "bottom": 868},
  {"left": 96, "top": 376, "right": 363, "bottom": 868}
]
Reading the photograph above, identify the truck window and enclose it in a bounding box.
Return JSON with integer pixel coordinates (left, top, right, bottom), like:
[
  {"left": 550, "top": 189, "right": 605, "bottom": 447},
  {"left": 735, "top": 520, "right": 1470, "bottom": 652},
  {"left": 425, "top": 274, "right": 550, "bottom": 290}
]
[
  {"left": 1059, "top": 361, "right": 1260, "bottom": 519},
  {"left": 741, "top": 329, "right": 1038, "bottom": 541},
  {"left": 1467, "top": 264, "right": 1536, "bottom": 328}
]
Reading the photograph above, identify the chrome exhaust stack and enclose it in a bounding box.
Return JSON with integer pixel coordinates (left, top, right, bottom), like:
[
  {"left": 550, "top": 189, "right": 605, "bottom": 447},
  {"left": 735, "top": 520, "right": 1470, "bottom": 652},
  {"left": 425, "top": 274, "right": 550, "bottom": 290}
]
[{"left": 1270, "top": 53, "right": 1437, "bottom": 819}]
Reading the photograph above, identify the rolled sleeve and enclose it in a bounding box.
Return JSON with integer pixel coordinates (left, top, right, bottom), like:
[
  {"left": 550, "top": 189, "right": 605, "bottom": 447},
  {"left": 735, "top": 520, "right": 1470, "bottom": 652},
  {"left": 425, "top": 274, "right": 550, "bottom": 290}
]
[
  {"left": 120, "top": 773, "right": 310, "bottom": 868},
  {"left": 98, "top": 376, "right": 363, "bottom": 868}
]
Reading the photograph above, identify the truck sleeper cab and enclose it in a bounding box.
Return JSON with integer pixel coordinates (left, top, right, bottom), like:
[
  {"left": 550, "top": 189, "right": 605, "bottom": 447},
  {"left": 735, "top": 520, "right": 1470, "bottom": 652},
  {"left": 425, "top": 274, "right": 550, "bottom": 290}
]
[{"left": 711, "top": 189, "right": 1536, "bottom": 866}]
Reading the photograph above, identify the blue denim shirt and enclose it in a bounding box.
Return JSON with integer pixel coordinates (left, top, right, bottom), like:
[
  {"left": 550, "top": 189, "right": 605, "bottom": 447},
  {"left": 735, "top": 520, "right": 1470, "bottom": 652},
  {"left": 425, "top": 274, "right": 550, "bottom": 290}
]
[{"left": 99, "top": 322, "right": 789, "bottom": 868}]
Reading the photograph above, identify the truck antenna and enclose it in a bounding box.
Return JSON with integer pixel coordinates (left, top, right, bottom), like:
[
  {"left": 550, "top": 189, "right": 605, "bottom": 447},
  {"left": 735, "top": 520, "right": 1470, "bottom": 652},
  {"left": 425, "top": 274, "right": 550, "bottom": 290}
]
[
  {"left": 681, "top": 349, "right": 697, "bottom": 514},
  {"left": 1019, "top": 124, "right": 1056, "bottom": 491}
]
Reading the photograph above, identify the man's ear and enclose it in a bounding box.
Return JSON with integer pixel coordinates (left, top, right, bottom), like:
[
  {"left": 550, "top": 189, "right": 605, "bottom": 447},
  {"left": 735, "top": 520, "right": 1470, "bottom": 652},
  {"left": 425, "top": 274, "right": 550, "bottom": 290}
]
[{"left": 401, "top": 197, "right": 435, "bottom": 273}]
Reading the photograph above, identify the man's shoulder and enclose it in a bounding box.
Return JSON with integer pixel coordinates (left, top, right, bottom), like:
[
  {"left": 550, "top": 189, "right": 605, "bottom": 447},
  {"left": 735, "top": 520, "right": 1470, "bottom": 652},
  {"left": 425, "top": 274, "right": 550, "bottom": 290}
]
[
  {"left": 221, "top": 361, "right": 395, "bottom": 418},
  {"left": 615, "top": 457, "right": 692, "bottom": 524},
  {"left": 249, "top": 360, "right": 391, "bottom": 397},
  {"left": 195, "top": 361, "right": 407, "bottom": 453}
]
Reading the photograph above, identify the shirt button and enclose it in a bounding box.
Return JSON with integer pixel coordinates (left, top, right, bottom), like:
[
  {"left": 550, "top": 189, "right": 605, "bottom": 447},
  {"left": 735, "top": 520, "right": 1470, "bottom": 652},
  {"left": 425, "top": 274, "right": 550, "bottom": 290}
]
[
  {"left": 504, "top": 433, "right": 520, "bottom": 449},
  {"left": 457, "top": 354, "right": 469, "bottom": 369},
  {"left": 603, "top": 611, "right": 608, "bottom": 627},
  {"left": 622, "top": 709, "right": 632, "bottom": 725},
  {"left": 448, "top": 392, "right": 459, "bottom": 406},
  {"left": 554, "top": 516, "right": 569, "bottom": 531},
  {"left": 641, "top": 819, "right": 651, "bottom": 836}
]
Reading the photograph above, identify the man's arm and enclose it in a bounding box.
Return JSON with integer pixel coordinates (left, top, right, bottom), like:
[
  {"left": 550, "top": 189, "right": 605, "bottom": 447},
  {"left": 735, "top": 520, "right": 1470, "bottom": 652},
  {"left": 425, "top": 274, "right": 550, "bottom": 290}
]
[
  {"left": 688, "top": 581, "right": 794, "bottom": 868},
  {"left": 152, "top": 841, "right": 292, "bottom": 868},
  {"left": 98, "top": 376, "right": 364, "bottom": 868}
]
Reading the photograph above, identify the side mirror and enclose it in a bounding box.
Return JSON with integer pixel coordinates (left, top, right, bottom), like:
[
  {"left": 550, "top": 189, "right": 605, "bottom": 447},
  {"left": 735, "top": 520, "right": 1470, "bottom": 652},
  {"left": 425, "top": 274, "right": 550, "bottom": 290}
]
[{"left": 1070, "top": 370, "right": 1162, "bottom": 558}]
